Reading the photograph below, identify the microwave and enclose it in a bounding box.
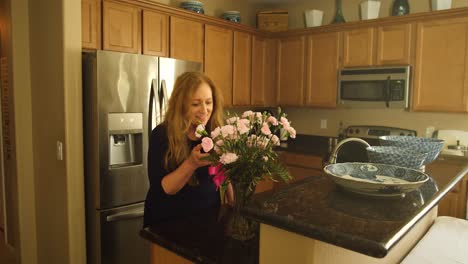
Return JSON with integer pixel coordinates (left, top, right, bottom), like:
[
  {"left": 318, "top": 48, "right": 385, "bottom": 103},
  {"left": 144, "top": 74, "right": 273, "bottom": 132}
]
[{"left": 337, "top": 66, "right": 411, "bottom": 109}]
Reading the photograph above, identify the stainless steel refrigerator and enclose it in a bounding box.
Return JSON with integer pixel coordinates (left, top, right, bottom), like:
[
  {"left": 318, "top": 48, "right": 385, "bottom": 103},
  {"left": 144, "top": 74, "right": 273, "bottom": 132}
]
[{"left": 82, "top": 50, "right": 201, "bottom": 264}]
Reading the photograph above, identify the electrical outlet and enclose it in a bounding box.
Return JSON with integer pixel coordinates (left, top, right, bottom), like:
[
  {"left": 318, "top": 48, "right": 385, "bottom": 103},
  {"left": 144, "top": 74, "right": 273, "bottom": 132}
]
[{"left": 320, "top": 119, "right": 327, "bottom": 129}]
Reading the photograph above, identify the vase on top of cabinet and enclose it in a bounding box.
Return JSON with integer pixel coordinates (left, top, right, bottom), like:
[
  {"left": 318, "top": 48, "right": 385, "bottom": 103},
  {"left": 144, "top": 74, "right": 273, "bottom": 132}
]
[
  {"left": 332, "top": 0, "right": 346, "bottom": 23},
  {"left": 392, "top": 0, "right": 410, "bottom": 16}
]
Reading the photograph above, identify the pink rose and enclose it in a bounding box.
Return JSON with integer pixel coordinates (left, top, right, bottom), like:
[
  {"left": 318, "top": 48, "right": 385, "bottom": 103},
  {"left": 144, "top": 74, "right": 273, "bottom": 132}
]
[
  {"left": 267, "top": 116, "right": 278, "bottom": 126},
  {"left": 201, "top": 137, "right": 214, "bottom": 152},
  {"left": 280, "top": 117, "right": 290, "bottom": 129},
  {"left": 287, "top": 127, "right": 296, "bottom": 139},
  {"left": 242, "top": 110, "right": 253, "bottom": 118},
  {"left": 270, "top": 135, "right": 280, "bottom": 146},
  {"left": 261, "top": 123, "right": 271, "bottom": 136},
  {"left": 219, "top": 152, "right": 238, "bottom": 164},
  {"left": 227, "top": 116, "right": 239, "bottom": 125},
  {"left": 221, "top": 125, "right": 235, "bottom": 138},
  {"left": 211, "top": 127, "right": 221, "bottom": 138}
]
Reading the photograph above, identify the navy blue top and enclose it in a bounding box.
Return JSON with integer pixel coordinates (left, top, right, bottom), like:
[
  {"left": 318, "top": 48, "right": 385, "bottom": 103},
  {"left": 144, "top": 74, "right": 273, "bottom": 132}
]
[{"left": 144, "top": 124, "right": 220, "bottom": 227}]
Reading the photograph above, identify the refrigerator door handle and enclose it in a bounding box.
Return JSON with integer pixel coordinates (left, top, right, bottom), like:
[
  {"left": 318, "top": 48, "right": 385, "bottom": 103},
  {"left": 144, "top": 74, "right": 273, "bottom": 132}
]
[
  {"left": 106, "top": 208, "right": 144, "bottom": 222},
  {"left": 160, "top": 79, "right": 169, "bottom": 121},
  {"left": 148, "top": 78, "right": 160, "bottom": 139}
]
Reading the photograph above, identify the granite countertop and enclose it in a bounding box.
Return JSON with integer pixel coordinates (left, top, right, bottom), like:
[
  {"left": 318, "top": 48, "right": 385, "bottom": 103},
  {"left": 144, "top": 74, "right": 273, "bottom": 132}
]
[
  {"left": 140, "top": 206, "right": 258, "bottom": 264},
  {"left": 242, "top": 164, "right": 468, "bottom": 258}
]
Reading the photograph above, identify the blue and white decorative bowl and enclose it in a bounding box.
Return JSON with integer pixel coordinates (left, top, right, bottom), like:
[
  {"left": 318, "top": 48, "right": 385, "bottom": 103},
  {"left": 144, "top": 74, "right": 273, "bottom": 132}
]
[
  {"left": 222, "top": 11, "right": 241, "bottom": 23},
  {"left": 180, "top": 1, "right": 204, "bottom": 14},
  {"left": 323, "top": 162, "right": 429, "bottom": 197},
  {"left": 366, "top": 146, "right": 428, "bottom": 169},
  {"left": 379, "top": 136, "right": 444, "bottom": 165}
]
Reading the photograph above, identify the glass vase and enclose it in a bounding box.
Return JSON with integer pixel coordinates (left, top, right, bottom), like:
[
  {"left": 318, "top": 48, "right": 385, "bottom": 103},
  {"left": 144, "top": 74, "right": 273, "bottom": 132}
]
[
  {"left": 332, "top": 0, "right": 346, "bottom": 24},
  {"left": 392, "top": 0, "right": 410, "bottom": 16},
  {"left": 225, "top": 180, "right": 258, "bottom": 241}
]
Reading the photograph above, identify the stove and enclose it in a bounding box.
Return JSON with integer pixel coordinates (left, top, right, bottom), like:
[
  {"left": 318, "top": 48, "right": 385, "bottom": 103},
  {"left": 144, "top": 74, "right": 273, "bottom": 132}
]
[{"left": 336, "top": 125, "right": 417, "bottom": 163}]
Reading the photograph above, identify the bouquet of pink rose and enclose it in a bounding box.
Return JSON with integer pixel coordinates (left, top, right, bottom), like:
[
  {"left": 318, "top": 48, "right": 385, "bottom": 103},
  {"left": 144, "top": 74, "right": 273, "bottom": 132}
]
[{"left": 195, "top": 109, "right": 296, "bottom": 194}]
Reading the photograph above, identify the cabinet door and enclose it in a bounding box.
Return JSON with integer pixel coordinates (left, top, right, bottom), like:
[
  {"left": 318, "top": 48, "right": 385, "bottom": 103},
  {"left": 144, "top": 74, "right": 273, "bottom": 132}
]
[
  {"left": 342, "top": 27, "right": 374, "bottom": 67},
  {"left": 103, "top": 0, "right": 141, "bottom": 53},
  {"left": 251, "top": 37, "right": 277, "bottom": 107},
  {"left": 142, "top": 10, "right": 168, "bottom": 57},
  {"left": 305, "top": 32, "right": 340, "bottom": 108},
  {"left": 376, "top": 23, "right": 412, "bottom": 65},
  {"left": 170, "top": 17, "right": 204, "bottom": 63},
  {"left": 233, "top": 31, "right": 252, "bottom": 106},
  {"left": 277, "top": 37, "right": 305, "bottom": 106},
  {"left": 438, "top": 192, "right": 460, "bottom": 217},
  {"left": 82, "top": 0, "right": 101, "bottom": 49},
  {"left": 204, "top": 25, "right": 233, "bottom": 106},
  {"left": 413, "top": 17, "right": 468, "bottom": 112}
]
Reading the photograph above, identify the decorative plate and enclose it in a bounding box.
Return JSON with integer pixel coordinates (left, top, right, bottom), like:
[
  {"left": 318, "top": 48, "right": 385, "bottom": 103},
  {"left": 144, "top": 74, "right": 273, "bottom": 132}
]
[{"left": 323, "top": 162, "right": 429, "bottom": 197}]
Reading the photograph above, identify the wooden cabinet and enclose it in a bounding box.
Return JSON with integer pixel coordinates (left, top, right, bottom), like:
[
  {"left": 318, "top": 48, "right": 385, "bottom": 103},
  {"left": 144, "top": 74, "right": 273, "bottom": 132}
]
[
  {"left": 277, "top": 37, "right": 305, "bottom": 106},
  {"left": 426, "top": 157, "right": 468, "bottom": 219},
  {"left": 305, "top": 32, "right": 341, "bottom": 108},
  {"left": 233, "top": 31, "right": 252, "bottom": 106},
  {"left": 82, "top": 0, "right": 101, "bottom": 50},
  {"left": 142, "top": 10, "right": 168, "bottom": 57},
  {"left": 251, "top": 37, "right": 277, "bottom": 107},
  {"left": 342, "top": 27, "right": 374, "bottom": 67},
  {"left": 170, "top": 16, "right": 204, "bottom": 63},
  {"left": 376, "top": 23, "right": 412, "bottom": 65},
  {"left": 412, "top": 17, "right": 468, "bottom": 112},
  {"left": 277, "top": 152, "right": 324, "bottom": 189},
  {"left": 204, "top": 25, "right": 233, "bottom": 106},
  {"left": 103, "top": 0, "right": 141, "bottom": 53}
]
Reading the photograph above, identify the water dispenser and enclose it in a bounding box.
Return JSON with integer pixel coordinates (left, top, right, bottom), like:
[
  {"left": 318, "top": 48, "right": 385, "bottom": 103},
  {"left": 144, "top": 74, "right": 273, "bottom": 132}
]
[{"left": 108, "top": 113, "right": 143, "bottom": 167}]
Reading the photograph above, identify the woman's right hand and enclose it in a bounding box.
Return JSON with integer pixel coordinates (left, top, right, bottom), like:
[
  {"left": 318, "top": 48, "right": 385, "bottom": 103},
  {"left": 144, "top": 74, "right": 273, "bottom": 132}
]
[{"left": 187, "top": 144, "right": 211, "bottom": 169}]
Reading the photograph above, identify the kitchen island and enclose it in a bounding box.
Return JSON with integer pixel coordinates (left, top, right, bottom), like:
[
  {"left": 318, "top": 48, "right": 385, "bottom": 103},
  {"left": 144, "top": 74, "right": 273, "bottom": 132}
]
[{"left": 140, "top": 162, "right": 468, "bottom": 264}]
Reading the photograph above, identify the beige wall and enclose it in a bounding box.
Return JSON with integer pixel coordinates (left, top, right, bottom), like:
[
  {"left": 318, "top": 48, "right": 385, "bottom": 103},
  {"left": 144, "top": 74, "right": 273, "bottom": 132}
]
[
  {"left": 269, "top": 0, "right": 468, "bottom": 29},
  {"left": 284, "top": 107, "right": 468, "bottom": 138}
]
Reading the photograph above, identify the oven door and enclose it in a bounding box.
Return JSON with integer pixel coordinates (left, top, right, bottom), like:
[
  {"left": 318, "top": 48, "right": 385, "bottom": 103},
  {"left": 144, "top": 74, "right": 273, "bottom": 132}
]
[{"left": 100, "top": 203, "right": 150, "bottom": 264}]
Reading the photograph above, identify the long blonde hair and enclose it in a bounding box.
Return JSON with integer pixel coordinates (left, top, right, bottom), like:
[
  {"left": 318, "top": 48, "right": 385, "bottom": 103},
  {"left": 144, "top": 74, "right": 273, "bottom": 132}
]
[{"left": 163, "top": 72, "right": 224, "bottom": 171}]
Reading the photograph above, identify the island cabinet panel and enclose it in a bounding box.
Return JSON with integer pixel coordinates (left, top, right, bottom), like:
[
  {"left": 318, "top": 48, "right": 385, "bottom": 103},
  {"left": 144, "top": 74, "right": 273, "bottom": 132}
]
[
  {"left": 251, "top": 37, "right": 277, "bottom": 107},
  {"left": 305, "top": 32, "right": 341, "bottom": 108},
  {"left": 151, "top": 243, "right": 193, "bottom": 264},
  {"left": 277, "top": 36, "right": 305, "bottom": 106},
  {"left": 142, "top": 10, "right": 169, "bottom": 57},
  {"left": 170, "top": 16, "right": 204, "bottom": 63},
  {"left": 82, "top": 0, "right": 101, "bottom": 50},
  {"left": 412, "top": 17, "right": 468, "bottom": 112},
  {"left": 233, "top": 31, "right": 252, "bottom": 106},
  {"left": 342, "top": 27, "right": 374, "bottom": 67},
  {"left": 204, "top": 24, "right": 233, "bottom": 106},
  {"left": 103, "top": 0, "right": 141, "bottom": 54},
  {"left": 426, "top": 157, "right": 468, "bottom": 218},
  {"left": 276, "top": 152, "right": 324, "bottom": 189},
  {"left": 376, "top": 23, "right": 412, "bottom": 65}
]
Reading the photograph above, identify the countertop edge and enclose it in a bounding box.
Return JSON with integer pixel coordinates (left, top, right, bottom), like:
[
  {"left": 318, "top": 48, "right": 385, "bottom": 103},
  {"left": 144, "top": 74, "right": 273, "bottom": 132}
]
[
  {"left": 242, "top": 166, "right": 468, "bottom": 258},
  {"left": 384, "top": 165, "right": 468, "bottom": 250}
]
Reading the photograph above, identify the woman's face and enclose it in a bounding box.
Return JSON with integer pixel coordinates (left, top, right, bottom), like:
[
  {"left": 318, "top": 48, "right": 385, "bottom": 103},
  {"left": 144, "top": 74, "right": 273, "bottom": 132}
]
[{"left": 188, "top": 82, "right": 213, "bottom": 126}]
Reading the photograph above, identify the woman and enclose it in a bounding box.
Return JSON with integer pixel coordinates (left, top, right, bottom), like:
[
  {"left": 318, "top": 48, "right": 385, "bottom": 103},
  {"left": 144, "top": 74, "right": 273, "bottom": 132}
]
[{"left": 144, "top": 72, "right": 232, "bottom": 227}]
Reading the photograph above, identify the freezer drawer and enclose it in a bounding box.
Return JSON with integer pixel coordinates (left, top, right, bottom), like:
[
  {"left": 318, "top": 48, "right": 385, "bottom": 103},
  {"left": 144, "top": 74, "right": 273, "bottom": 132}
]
[{"left": 101, "top": 203, "right": 149, "bottom": 264}]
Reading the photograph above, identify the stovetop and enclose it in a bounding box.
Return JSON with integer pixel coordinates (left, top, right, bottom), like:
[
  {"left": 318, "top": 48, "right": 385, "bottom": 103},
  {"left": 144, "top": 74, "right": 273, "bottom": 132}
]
[{"left": 345, "top": 125, "right": 417, "bottom": 139}]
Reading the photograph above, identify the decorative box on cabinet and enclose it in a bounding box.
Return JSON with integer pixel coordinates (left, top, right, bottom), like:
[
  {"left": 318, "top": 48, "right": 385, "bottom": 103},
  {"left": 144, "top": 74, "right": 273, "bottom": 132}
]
[
  {"left": 82, "top": 0, "right": 101, "bottom": 50},
  {"left": 170, "top": 16, "right": 204, "bottom": 63},
  {"left": 142, "top": 10, "right": 168, "bottom": 57},
  {"left": 204, "top": 24, "right": 233, "bottom": 106},
  {"left": 305, "top": 32, "right": 340, "bottom": 108},
  {"left": 103, "top": 0, "right": 141, "bottom": 53},
  {"left": 233, "top": 31, "right": 252, "bottom": 106}
]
